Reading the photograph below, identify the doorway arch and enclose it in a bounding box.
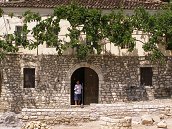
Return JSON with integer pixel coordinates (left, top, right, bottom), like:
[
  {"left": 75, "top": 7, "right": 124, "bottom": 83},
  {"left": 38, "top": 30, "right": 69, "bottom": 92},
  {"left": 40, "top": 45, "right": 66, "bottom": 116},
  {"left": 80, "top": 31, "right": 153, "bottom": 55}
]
[{"left": 71, "top": 67, "right": 99, "bottom": 105}]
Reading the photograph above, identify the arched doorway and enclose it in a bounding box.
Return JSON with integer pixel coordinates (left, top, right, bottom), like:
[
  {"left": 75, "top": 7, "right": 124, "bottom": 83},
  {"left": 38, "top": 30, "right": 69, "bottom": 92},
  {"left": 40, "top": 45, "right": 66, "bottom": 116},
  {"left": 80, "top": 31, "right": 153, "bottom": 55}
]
[{"left": 71, "top": 67, "right": 99, "bottom": 105}]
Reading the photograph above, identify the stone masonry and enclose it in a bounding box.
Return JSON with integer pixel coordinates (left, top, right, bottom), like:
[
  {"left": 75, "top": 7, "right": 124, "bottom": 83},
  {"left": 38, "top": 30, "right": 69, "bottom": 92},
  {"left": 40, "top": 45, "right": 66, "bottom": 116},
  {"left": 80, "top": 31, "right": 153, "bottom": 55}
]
[
  {"left": 100, "top": 116, "right": 132, "bottom": 129},
  {"left": 0, "top": 54, "right": 172, "bottom": 112},
  {"left": 21, "top": 101, "right": 172, "bottom": 125}
]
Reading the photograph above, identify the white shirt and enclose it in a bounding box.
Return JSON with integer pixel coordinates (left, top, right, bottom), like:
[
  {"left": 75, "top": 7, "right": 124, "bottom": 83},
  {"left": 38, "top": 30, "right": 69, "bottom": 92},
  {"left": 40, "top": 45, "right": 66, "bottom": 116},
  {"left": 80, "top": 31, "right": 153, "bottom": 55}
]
[{"left": 74, "top": 84, "right": 82, "bottom": 94}]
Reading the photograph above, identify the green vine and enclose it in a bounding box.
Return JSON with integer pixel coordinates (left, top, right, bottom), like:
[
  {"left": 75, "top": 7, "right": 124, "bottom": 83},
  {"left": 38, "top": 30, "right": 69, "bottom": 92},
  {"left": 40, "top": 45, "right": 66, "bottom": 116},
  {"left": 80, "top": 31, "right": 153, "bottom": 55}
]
[{"left": 0, "top": 3, "right": 172, "bottom": 61}]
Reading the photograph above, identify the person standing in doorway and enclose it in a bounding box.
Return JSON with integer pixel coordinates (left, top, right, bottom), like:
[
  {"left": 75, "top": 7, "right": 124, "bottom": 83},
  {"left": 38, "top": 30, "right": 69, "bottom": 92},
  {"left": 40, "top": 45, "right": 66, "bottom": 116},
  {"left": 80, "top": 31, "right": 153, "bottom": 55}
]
[{"left": 74, "top": 80, "right": 82, "bottom": 105}]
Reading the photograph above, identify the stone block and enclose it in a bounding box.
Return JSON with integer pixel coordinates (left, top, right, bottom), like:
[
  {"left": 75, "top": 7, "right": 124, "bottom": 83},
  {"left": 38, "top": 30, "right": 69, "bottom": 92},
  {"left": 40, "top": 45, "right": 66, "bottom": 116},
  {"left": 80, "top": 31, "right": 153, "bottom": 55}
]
[
  {"left": 38, "top": 115, "right": 45, "bottom": 120},
  {"left": 157, "top": 120, "right": 167, "bottom": 128},
  {"left": 36, "top": 112, "right": 42, "bottom": 116},
  {"left": 22, "top": 116, "right": 29, "bottom": 120},
  {"left": 141, "top": 115, "right": 154, "bottom": 125},
  {"left": 30, "top": 116, "right": 38, "bottom": 119}
]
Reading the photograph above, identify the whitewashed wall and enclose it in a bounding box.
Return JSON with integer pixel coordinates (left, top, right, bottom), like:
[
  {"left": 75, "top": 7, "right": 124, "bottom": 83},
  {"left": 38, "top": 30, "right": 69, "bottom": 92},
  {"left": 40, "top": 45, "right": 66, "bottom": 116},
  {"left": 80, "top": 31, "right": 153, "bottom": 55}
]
[{"left": 0, "top": 7, "right": 171, "bottom": 56}]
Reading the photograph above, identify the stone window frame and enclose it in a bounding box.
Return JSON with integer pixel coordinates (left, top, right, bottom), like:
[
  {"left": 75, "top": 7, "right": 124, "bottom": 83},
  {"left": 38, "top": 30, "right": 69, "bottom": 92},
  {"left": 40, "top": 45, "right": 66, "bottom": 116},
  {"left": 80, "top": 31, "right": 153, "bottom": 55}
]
[
  {"left": 138, "top": 65, "right": 154, "bottom": 86},
  {"left": 21, "top": 62, "right": 38, "bottom": 89}
]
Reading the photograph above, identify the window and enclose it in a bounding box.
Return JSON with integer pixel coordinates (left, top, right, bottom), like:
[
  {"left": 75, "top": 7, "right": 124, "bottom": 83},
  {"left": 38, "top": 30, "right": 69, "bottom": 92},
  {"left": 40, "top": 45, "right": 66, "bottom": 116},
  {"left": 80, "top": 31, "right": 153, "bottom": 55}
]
[
  {"left": 15, "top": 25, "right": 27, "bottom": 46},
  {"left": 121, "top": 43, "right": 131, "bottom": 49},
  {"left": 46, "top": 42, "right": 55, "bottom": 48},
  {"left": 15, "top": 26, "right": 22, "bottom": 35},
  {"left": 164, "top": 35, "right": 172, "bottom": 50},
  {"left": 46, "top": 44, "right": 52, "bottom": 48},
  {"left": 166, "top": 44, "right": 172, "bottom": 50},
  {"left": 166, "top": 39, "right": 172, "bottom": 50},
  {"left": 140, "top": 67, "right": 152, "bottom": 86},
  {"left": 23, "top": 68, "right": 35, "bottom": 88}
]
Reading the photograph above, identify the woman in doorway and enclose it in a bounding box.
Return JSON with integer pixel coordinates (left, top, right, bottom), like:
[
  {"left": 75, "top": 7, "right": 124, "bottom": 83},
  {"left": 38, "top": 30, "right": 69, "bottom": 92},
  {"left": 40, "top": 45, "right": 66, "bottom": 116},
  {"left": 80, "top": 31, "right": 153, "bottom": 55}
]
[{"left": 74, "top": 80, "right": 82, "bottom": 105}]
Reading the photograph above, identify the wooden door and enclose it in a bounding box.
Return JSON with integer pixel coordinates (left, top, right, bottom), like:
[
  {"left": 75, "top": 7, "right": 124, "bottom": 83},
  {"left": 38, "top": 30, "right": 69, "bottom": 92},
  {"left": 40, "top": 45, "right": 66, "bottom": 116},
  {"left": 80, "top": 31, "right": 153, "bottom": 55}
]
[{"left": 84, "top": 68, "right": 98, "bottom": 105}]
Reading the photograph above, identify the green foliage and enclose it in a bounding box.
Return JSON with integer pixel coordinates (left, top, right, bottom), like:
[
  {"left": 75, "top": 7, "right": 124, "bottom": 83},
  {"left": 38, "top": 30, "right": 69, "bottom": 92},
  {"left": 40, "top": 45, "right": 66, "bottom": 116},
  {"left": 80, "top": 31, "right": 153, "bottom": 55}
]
[
  {"left": 23, "top": 10, "right": 41, "bottom": 23},
  {"left": 1, "top": 3, "right": 172, "bottom": 61},
  {"left": 8, "top": 12, "right": 14, "bottom": 18},
  {"left": 0, "top": 8, "right": 3, "bottom": 17},
  {"left": 105, "top": 10, "right": 135, "bottom": 51},
  {"left": 0, "top": 34, "right": 18, "bottom": 59},
  {"left": 76, "top": 44, "right": 91, "bottom": 59}
]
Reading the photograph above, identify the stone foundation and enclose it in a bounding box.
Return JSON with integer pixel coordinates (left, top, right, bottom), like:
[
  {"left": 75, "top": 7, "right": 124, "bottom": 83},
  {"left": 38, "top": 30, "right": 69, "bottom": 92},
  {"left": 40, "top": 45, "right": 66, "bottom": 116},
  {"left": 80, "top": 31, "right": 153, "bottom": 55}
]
[
  {"left": 22, "top": 107, "right": 90, "bottom": 125},
  {"left": 90, "top": 103, "right": 172, "bottom": 118}
]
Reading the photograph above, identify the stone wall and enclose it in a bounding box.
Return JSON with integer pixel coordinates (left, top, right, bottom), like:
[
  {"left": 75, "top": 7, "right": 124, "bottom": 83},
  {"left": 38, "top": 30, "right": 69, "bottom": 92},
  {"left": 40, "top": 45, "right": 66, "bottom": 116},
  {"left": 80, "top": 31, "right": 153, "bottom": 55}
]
[{"left": 0, "top": 54, "right": 172, "bottom": 111}]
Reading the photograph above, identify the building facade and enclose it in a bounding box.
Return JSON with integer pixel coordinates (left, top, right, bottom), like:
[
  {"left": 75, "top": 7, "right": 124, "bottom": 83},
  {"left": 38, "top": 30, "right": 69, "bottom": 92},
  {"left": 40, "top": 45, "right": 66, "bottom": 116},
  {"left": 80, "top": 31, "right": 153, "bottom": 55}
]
[{"left": 0, "top": 0, "right": 171, "bottom": 112}]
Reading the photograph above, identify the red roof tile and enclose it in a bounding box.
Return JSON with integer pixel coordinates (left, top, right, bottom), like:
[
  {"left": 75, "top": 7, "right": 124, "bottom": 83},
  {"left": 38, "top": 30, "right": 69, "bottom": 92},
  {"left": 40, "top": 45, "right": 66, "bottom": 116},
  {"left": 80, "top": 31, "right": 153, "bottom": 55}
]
[{"left": 0, "top": 0, "right": 166, "bottom": 10}]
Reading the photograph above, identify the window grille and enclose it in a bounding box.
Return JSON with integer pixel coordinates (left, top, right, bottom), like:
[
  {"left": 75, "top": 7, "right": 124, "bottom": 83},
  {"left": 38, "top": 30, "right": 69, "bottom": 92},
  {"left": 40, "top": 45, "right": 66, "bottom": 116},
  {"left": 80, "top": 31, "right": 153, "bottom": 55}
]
[{"left": 121, "top": 43, "right": 131, "bottom": 49}]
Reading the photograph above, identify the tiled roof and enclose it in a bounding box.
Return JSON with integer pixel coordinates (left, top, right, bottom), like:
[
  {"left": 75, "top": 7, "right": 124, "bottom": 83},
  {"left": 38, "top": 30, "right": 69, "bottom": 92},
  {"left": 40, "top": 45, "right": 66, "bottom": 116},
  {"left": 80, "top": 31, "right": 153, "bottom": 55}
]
[{"left": 0, "top": 0, "right": 166, "bottom": 10}]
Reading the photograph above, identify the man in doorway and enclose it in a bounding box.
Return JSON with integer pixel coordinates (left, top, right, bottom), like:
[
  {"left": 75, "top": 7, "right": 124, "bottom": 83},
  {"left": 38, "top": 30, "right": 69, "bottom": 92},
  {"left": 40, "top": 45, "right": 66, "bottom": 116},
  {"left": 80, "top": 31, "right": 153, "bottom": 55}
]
[{"left": 74, "top": 80, "right": 82, "bottom": 105}]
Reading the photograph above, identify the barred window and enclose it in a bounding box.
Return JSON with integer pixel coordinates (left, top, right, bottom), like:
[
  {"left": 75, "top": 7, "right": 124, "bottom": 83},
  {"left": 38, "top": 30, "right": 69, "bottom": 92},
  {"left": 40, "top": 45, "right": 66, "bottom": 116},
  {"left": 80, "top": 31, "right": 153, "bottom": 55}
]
[
  {"left": 166, "top": 37, "right": 172, "bottom": 50},
  {"left": 23, "top": 68, "right": 35, "bottom": 88},
  {"left": 121, "top": 43, "right": 131, "bottom": 49},
  {"left": 166, "top": 44, "right": 172, "bottom": 50},
  {"left": 15, "top": 26, "right": 22, "bottom": 35}
]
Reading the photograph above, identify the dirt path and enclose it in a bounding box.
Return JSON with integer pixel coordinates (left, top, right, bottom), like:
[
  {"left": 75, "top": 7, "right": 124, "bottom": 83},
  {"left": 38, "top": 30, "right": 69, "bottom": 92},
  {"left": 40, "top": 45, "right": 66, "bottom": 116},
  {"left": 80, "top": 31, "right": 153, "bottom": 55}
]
[
  {"left": 53, "top": 121, "right": 101, "bottom": 129},
  {"left": 0, "top": 118, "right": 172, "bottom": 129},
  {"left": 132, "top": 118, "right": 172, "bottom": 129},
  {"left": 52, "top": 117, "right": 172, "bottom": 129}
]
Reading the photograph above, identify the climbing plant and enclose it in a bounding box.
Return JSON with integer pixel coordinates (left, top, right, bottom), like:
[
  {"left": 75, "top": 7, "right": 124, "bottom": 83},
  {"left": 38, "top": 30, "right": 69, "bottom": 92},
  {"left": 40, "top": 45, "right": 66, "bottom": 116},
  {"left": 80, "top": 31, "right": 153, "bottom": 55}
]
[
  {"left": 0, "top": 3, "right": 172, "bottom": 61},
  {"left": 0, "top": 8, "right": 18, "bottom": 60}
]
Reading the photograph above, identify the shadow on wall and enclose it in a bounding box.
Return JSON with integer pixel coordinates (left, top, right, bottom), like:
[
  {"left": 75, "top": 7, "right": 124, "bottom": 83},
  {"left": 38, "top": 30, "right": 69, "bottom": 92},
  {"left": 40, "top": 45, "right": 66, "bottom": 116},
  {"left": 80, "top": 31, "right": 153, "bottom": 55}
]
[
  {"left": 3, "top": 54, "right": 97, "bottom": 112},
  {"left": 102, "top": 56, "right": 150, "bottom": 102},
  {"left": 3, "top": 55, "right": 25, "bottom": 113},
  {"left": 153, "top": 59, "right": 172, "bottom": 99},
  {"left": 154, "top": 87, "right": 172, "bottom": 99},
  {"left": 2, "top": 55, "right": 45, "bottom": 113},
  {"left": 123, "top": 85, "right": 149, "bottom": 101}
]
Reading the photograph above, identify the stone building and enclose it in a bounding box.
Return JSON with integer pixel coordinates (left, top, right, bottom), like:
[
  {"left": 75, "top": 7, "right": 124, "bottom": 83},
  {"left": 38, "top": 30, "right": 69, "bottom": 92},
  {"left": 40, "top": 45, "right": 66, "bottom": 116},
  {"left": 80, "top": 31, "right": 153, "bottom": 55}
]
[{"left": 0, "top": 0, "right": 171, "bottom": 113}]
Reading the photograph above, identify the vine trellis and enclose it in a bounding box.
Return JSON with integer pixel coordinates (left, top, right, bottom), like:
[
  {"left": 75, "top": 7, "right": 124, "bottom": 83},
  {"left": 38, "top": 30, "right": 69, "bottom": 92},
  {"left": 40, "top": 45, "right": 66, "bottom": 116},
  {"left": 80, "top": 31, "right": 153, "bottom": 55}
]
[{"left": 0, "top": 3, "right": 172, "bottom": 61}]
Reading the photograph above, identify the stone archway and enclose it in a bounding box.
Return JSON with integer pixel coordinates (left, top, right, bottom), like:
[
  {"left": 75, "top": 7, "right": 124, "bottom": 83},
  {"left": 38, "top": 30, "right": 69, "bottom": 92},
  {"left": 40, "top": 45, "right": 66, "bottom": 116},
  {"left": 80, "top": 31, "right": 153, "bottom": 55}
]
[
  {"left": 68, "top": 63, "right": 103, "bottom": 105},
  {"left": 71, "top": 67, "right": 98, "bottom": 105}
]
